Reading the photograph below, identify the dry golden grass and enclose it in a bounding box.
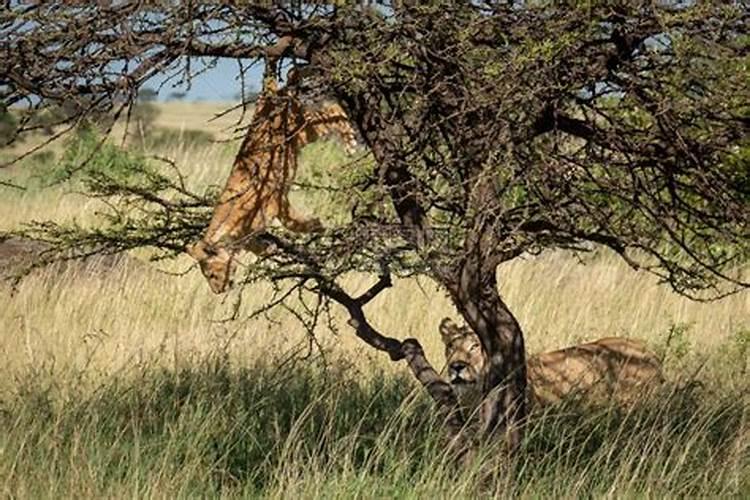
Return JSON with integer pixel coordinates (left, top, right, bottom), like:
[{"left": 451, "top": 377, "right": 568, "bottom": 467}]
[
  {"left": 0, "top": 100, "right": 246, "bottom": 165},
  {"left": 150, "top": 100, "right": 250, "bottom": 138},
  {"left": 0, "top": 102, "right": 747, "bottom": 499},
  {"left": 2, "top": 246, "right": 746, "bottom": 387},
  {"left": 0, "top": 101, "right": 747, "bottom": 386}
]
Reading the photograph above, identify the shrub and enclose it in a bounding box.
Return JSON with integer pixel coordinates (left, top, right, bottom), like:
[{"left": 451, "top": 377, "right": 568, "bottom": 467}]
[{"left": 40, "top": 125, "right": 153, "bottom": 186}]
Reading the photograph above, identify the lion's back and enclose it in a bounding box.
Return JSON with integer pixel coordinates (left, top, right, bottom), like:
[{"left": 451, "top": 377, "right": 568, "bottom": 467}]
[{"left": 528, "top": 337, "right": 663, "bottom": 407}]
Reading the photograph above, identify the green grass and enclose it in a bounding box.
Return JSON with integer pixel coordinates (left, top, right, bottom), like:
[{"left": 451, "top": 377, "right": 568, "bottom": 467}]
[{"left": 0, "top": 350, "right": 746, "bottom": 498}]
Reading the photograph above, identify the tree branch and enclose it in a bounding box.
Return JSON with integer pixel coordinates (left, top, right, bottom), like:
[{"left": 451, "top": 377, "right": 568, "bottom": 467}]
[
  {"left": 316, "top": 274, "right": 466, "bottom": 440},
  {"left": 355, "top": 269, "right": 392, "bottom": 306},
  {"left": 531, "top": 106, "right": 596, "bottom": 140},
  {"left": 318, "top": 276, "right": 405, "bottom": 360}
]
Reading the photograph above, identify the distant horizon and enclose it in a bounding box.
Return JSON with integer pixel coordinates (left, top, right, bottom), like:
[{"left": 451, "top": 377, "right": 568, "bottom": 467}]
[{"left": 146, "top": 58, "right": 264, "bottom": 102}]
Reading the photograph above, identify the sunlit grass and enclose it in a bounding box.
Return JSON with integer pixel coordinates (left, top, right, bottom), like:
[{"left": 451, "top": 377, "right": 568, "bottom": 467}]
[{"left": 0, "top": 102, "right": 747, "bottom": 497}]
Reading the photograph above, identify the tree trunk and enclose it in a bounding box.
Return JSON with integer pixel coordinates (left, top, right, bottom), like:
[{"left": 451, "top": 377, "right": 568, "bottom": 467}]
[
  {"left": 446, "top": 259, "right": 527, "bottom": 452},
  {"left": 326, "top": 75, "right": 528, "bottom": 451}
]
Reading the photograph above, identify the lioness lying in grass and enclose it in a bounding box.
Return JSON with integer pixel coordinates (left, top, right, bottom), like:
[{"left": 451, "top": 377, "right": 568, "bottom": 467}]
[{"left": 439, "top": 318, "right": 664, "bottom": 411}]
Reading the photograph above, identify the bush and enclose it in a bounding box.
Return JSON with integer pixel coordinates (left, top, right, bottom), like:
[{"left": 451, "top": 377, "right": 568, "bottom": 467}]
[
  {"left": 46, "top": 97, "right": 117, "bottom": 132},
  {"left": 39, "top": 125, "right": 153, "bottom": 186}
]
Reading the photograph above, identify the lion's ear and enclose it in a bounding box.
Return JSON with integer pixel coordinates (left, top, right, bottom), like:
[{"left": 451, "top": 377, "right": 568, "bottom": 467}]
[
  {"left": 439, "top": 317, "right": 459, "bottom": 341},
  {"left": 186, "top": 240, "right": 212, "bottom": 260},
  {"left": 185, "top": 242, "right": 200, "bottom": 259}
]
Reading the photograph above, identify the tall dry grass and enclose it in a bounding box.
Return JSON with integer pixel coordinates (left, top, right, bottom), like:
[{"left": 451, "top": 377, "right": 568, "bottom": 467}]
[
  {"left": 0, "top": 103, "right": 747, "bottom": 497},
  {"left": 0, "top": 346, "right": 746, "bottom": 498}
]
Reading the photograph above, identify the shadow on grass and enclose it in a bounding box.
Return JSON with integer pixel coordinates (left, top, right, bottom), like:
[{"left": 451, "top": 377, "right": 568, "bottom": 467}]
[{"left": 1, "top": 352, "right": 747, "bottom": 497}]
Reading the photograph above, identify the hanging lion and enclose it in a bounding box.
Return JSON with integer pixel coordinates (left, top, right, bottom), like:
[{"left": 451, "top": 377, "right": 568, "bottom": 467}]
[{"left": 187, "top": 70, "right": 358, "bottom": 293}]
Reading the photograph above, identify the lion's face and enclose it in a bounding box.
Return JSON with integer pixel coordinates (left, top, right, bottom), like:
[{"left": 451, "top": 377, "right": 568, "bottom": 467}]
[
  {"left": 440, "top": 318, "right": 486, "bottom": 405},
  {"left": 186, "top": 241, "right": 235, "bottom": 294}
]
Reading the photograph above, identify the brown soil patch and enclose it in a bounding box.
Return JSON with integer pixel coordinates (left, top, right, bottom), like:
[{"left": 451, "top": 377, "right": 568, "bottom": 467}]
[{"left": 0, "top": 236, "right": 141, "bottom": 283}]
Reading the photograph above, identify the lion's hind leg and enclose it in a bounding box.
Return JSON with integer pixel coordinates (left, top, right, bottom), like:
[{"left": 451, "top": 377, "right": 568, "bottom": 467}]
[{"left": 278, "top": 197, "right": 323, "bottom": 233}]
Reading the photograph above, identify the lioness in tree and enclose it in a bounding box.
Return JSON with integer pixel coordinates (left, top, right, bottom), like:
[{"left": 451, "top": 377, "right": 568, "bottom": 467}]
[{"left": 187, "top": 73, "right": 358, "bottom": 294}]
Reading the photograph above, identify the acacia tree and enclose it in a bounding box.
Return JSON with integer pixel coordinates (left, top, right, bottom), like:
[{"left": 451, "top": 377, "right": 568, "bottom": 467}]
[{"left": 2, "top": 3, "right": 748, "bottom": 453}]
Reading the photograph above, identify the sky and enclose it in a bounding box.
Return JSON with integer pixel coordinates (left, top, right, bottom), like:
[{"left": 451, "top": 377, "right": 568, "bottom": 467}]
[{"left": 147, "top": 58, "right": 265, "bottom": 102}]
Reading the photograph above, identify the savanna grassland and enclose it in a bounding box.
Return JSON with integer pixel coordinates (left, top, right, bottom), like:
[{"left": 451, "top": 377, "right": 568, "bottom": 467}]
[{"left": 0, "top": 103, "right": 747, "bottom": 498}]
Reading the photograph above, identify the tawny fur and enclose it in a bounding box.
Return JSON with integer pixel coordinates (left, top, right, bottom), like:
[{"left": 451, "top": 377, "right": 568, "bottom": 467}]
[
  {"left": 187, "top": 76, "right": 357, "bottom": 293},
  {"left": 439, "top": 318, "right": 664, "bottom": 411}
]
